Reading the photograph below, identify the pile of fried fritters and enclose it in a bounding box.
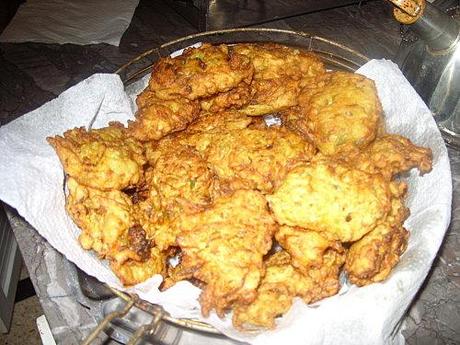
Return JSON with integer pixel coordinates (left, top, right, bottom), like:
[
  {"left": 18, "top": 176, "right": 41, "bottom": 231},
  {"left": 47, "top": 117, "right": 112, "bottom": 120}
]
[{"left": 47, "top": 43, "right": 433, "bottom": 330}]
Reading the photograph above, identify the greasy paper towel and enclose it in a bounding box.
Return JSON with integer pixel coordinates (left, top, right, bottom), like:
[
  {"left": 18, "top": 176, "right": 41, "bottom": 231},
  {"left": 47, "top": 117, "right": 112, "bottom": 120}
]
[
  {"left": 0, "top": 60, "right": 451, "bottom": 345},
  {"left": 0, "top": 0, "right": 140, "bottom": 46}
]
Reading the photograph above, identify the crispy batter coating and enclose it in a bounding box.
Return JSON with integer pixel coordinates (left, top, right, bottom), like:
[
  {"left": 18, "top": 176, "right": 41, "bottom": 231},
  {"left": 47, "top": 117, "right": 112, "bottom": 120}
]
[
  {"left": 136, "top": 142, "right": 216, "bottom": 251},
  {"left": 347, "top": 134, "right": 433, "bottom": 179},
  {"left": 345, "top": 182, "right": 410, "bottom": 286},
  {"left": 111, "top": 247, "right": 166, "bottom": 286},
  {"left": 283, "top": 71, "right": 382, "bottom": 155},
  {"left": 275, "top": 226, "right": 345, "bottom": 273},
  {"left": 233, "top": 249, "right": 344, "bottom": 329},
  {"left": 66, "top": 178, "right": 166, "bottom": 286},
  {"left": 149, "top": 44, "right": 254, "bottom": 100},
  {"left": 48, "top": 123, "right": 145, "bottom": 190},
  {"left": 161, "top": 260, "right": 198, "bottom": 291},
  {"left": 345, "top": 224, "right": 409, "bottom": 287},
  {"left": 267, "top": 160, "right": 393, "bottom": 242},
  {"left": 233, "top": 43, "right": 325, "bottom": 84},
  {"left": 176, "top": 190, "right": 277, "bottom": 317},
  {"left": 232, "top": 251, "right": 301, "bottom": 329},
  {"left": 66, "top": 177, "right": 134, "bottom": 258},
  {"left": 128, "top": 90, "right": 200, "bottom": 141},
  {"left": 186, "top": 126, "right": 316, "bottom": 194},
  {"left": 234, "top": 43, "right": 325, "bottom": 116},
  {"left": 185, "top": 110, "right": 253, "bottom": 135},
  {"left": 200, "top": 82, "right": 252, "bottom": 112},
  {"left": 241, "top": 78, "right": 302, "bottom": 116}
]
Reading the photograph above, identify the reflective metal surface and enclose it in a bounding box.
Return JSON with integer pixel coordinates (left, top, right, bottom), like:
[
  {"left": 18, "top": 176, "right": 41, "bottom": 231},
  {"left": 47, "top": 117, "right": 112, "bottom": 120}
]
[
  {"left": 394, "top": 0, "right": 460, "bottom": 149},
  {"left": 163, "top": 0, "right": 362, "bottom": 31}
]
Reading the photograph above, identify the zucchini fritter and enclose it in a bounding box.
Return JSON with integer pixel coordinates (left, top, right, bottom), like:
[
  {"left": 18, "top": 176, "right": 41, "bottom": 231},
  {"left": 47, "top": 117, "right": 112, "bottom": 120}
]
[
  {"left": 48, "top": 123, "right": 145, "bottom": 190},
  {"left": 345, "top": 182, "right": 410, "bottom": 286},
  {"left": 149, "top": 43, "right": 254, "bottom": 101},
  {"left": 283, "top": 71, "right": 382, "bottom": 155},
  {"left": 234, "top": 43, "right": 326, "bottom": 116},
  {"left": 267, "top": 159, "right": 393, "bottom": 242},
  {"left": 233, "top": 248, "right": 344, "bottom": 329},
  {"left": 176, "top": 190, "right": 277, "bottom": 317},
  {"left": 128, "top": 90, "right": 200, "bottom": 141},
  {"left": 185, "top": 126, "right": 316, "bottom": 194},
  {"left": 346, "top": 134, "right": 433, "bottom": 179}
]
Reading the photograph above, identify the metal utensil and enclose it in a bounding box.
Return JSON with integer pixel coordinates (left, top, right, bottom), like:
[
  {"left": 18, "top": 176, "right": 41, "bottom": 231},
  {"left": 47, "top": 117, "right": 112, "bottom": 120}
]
[{"left": 389, "top": 0, "right": 460, "bottom": 149}]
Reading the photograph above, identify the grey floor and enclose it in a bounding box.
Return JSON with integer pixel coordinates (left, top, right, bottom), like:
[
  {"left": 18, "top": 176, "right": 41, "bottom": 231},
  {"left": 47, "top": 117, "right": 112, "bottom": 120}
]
[{"left": 0, "top": 263, "right": 43, "bottom": 345}]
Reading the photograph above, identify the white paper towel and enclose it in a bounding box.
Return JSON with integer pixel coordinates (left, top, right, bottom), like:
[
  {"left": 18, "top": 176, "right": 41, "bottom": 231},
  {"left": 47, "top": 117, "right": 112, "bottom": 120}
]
[
  {"left": 0, "top": 60, "right": 452, "bottom": 345},
  {"left": 0, "top": 0, "right": 140, "bottom": 46}
]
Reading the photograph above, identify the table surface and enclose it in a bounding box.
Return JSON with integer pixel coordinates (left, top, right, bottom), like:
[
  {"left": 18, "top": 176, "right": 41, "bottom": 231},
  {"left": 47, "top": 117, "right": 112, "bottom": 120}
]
[{"left": 1, "top": 1, "right": 459, "bottom": 344}]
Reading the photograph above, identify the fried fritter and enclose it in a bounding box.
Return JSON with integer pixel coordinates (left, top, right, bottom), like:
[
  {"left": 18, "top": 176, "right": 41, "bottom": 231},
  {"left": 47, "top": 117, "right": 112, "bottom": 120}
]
[
  {"left": 136, "top": 143, "right": 216, "bottom": 251},
  {"left": 347, "top": 134, "right": 433, "bottom": 179},
  {"left": 67, "top": 176, "right": 168, "bottom": 286},
  {"left": 66, "top": 177, "right": 134, "bottom": 258},
  {"left": 185, "top": 110, "right": 253, "bottom": 135},
  {"left": 149, "top": 44, "right": 254, "bottom": 100},
  {"left": 283, "top": 71, "right": 382, "bottom": 155},
  {"left": 186, "top": 126, "right": 316, "bottom": 194},
  {"left": 200, "top": 82, "right": 252, "bottom": 112},
  {"left": 234, "top": 43, "right": 325, "bottom": 84},
  {"left": 232, "top": 251, "right": 301, "bottom": 329},
  {"left": 234, "top": 43, "right": 325, "bottom": 116},
  {"left": 161, "top": 260, "right": 199, "bottom": 291},
  {"left": 111, "top": 246, "right": 166, "bottom": 286},
  {"left": 345, "top": 224, "right": 409, "bottom": 287},
  {"left": 176, "top": 190, "right": 277, "bottom": 317},
  {"left": 240, "top": 78, "right": 302, "bottom": 116},
  {"left": 275, "top": 226, "right": 345, "bottom": 273},
  {"left": 128, "top": 90, "right": 200, "bottom": 141},
  {"left": 345, "top": 182, "right": 410, "bottom": 286},
  {"left": 267, "top": 159, "right": 393, "bottom": 242},
  {"left": 48, "top": 123, "right": 146, "bottom": 190},
  {"left": 233, "top": 249, "right": 344, "bottom": 329}
]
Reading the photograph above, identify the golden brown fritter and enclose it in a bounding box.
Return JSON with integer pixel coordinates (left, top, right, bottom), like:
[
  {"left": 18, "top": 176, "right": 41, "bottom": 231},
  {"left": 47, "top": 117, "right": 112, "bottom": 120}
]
[
  {"left": 267, "top": 159, "right": 393, "bottom": 242},
  {"left": 275, "top": 226, "right": 345, "bottom": 274},
  {"left": 65, "top": 177, "right": 134, "bottom": 258},
  {"left": 232, "top": 251, "right": 301, "bottom": 329},
  {"left": 283, "top": 71, "right": 382, "bottom": 155},
  {"left": 176, "top": 190, "right": 277, "bottom": 317},
  {"left": 347, "top": 134, "right": 433, "bottom": 179},
  {"left": 233, "top": 43, "right": 325, "bottom": 85},
  {"left": 233, "top": 249, "right": 344, "bottom": 330},
  {"left": 161, "top": 261, "right": 199, "bottom": 291},
  {"left": 48, "top": 123, "right": 146, "bottom": 191},
  {"left": 128, "top": 90, "right": 200, "bottom": 141},
  {"left": 148, "top": 44, "right": 254, "bottom": 100},
  {"left": 345, "top": 182, "right": 410, "bottom": 286},
  {"left": 185, "top": 110, "right": 253, "bottom": 135},
  {"left": 136, "top": 143, "right": 216, "bottom": 251},
  {"left": 240, "top": 78, "right": 302, "bottom": 116},
  {"left": 186, "top": 126, "right": 316, "bottom": 194},
  {"left": 345, "top": 224, "right": 409, "bottom": 287},
  {"left": 111, "top": 246, "right": 166, "bottom": 286},
  {"left": 66, "top": 177, "right": 166, "bottom": 286},
  {"left": 200, "top": 82, "right": 252, "bottom": 112},
  {"left": 234, "top": 43, "right": 325, "bottom": 116}
]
